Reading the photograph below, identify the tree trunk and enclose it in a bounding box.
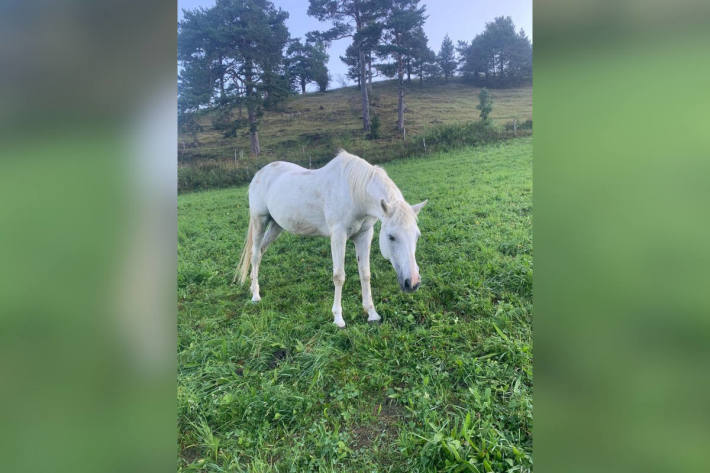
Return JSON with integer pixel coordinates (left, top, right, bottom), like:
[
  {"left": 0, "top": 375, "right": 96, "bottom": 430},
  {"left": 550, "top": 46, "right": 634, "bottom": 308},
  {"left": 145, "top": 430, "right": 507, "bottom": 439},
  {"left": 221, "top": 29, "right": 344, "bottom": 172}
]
[
  {"left": 397, "top": 57, "right": 405, "bottom": 132},
  {"left": 358, "top": 47, "right": 370, "bottom": 131},
  {"left": 247, "top": 103, "right": 260, "bottom": 155},
  {"left": 245, "top": 66, "right": 260, "bottom": 156},
  {"left": 301, "top": 78, "right": 306, "bottom": 95},
  {"left": 218, "top": 55, "right": 225, "bottom": 101},
  {"left": 367, "top": 53, "right": 373, "bottom": 97},
  {"left": 249, "top": 128, "right": 260, "bottom": 155},
  {"left": 247, "top": 96, "right": 260, "bottom": 155}
]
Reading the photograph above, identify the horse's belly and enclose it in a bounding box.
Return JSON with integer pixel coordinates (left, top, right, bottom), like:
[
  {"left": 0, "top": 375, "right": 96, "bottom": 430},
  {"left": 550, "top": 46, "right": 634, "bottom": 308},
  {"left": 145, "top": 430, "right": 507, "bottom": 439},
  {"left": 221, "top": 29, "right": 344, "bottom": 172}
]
[
  {"left": 277, "top": 213, "right": 327, "bottom": 236},
  {"left": 258, "top": 164, "right": 328, "bottom": 237},
  {"left": 267, "top": 196, "right": 328, "bottom": 237}
]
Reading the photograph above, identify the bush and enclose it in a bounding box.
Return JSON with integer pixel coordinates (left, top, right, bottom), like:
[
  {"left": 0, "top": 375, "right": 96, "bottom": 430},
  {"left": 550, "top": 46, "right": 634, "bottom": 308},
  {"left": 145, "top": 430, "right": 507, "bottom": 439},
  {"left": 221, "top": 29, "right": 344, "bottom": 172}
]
[
  {"left": 178, "top": 163, "right": 256, "bottom": 193},
  {"left": 504, "top": 119, "right": 533, "bottom": 133},
  {"left": 367, "top": 114, "right": 381, "bottom": 140},
  {"left": 178, "top": 112, "right": 203, "bottom": 147},
  {"left": 211, "top": 107, "right": 246, "bottom": 138},
  {"left": 211, "top": 107, "right": 231, "bottom": 130},
  {"left": 477, "top": 87, "right": 493, "bottom": 122},
  {"left": 421, "top": 120, "right": 500, "bottom": 150}
]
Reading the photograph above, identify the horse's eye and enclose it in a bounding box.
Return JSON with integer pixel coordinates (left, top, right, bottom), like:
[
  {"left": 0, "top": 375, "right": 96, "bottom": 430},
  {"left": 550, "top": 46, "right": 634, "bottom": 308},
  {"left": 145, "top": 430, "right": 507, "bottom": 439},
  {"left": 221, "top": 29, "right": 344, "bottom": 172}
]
[{"left": 388, "top": 234, "right": 395, "bottom": 242}]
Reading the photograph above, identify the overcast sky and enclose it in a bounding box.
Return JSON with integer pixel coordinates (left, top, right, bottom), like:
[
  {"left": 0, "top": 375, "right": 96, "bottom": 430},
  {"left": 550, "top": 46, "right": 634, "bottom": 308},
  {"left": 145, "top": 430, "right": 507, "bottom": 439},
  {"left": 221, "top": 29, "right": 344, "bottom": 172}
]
[{"left": 178, "top": 0, "right": 532, "bottom": 86}]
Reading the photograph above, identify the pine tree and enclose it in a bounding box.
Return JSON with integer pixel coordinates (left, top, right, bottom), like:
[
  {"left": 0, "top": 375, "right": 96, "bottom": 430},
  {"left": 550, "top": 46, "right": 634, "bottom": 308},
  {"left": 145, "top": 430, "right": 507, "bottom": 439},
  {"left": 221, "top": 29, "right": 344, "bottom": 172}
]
[
  {"left": 408, "top": 27, "right": 430, "bottom": 85},
  {"left": 308, "top": 0, "right": 386, "bottom": 131},
  {"left": 178, "top": 0, "right": 290, "bottom": 156},
  {"left": 339, "top": 44, "right": 362, "bottom": 86},
  {"left": 287, "top": 38, "right": 330, "bottom": 94},
  {"left": 376, "top": 0, "right": 426, "bottom": 132},
  {"left": 437, "top": 34, "right": 457, "bottom": 81},
  {"left": 458, "top": 16, "right": 532, "bottom": 87},
  {"left": 310, "top": 41, "right": 331, "bottom": 92}
]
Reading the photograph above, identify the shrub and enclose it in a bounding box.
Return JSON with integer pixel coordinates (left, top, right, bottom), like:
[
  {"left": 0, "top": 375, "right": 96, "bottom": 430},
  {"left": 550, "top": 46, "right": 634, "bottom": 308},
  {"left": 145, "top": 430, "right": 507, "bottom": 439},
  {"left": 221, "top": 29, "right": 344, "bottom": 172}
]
[
  {"left": 178, "top": 163, "right": 256, "bottom": 193},
  {"left": 477, "top": 87, "right": 493, "bottom": 122},
  {"left": 178, "top": 112, "right": 203, "bottom": 145},
  {"left": 367, "top": 114, "right": 381, "bottom": 140},
  {"left": 421, "top": 120, "right": 500, "bottom": 150},
  {"left": 211, "top": 107, "right": 246, "bottom": 138},
  {"left": 211, "top": 107, "right": 232, "bottom": 130}
]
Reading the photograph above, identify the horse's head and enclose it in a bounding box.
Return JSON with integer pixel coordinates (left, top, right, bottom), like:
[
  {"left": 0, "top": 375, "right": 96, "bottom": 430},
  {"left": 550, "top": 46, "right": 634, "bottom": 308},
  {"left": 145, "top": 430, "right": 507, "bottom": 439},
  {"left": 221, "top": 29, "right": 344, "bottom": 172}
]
[{"left": 379, "top": 199, "right": 427, "bottom": 292}]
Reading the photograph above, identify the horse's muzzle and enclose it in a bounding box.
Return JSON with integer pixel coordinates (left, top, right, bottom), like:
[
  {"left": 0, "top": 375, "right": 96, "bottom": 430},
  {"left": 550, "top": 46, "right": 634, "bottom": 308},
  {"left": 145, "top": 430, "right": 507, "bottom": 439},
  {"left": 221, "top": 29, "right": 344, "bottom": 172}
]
[{"left": 401, "top": 278, "right": 421, "bottom": 293}]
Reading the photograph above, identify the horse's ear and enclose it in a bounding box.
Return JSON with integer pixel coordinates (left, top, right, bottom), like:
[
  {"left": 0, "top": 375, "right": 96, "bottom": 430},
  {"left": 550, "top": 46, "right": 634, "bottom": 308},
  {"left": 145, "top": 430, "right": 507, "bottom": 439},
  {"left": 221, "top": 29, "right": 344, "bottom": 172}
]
[
  {"left": 411, "top": 199, "right": 428, "bottom": 215},
  {"left": 381, "top": 199, "right": 393, "bottom": 217}
]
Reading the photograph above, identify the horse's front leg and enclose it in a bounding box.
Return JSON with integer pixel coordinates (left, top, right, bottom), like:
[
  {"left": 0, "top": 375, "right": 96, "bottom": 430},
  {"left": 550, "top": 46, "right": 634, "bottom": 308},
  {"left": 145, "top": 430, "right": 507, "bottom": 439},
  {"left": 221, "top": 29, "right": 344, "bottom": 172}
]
[
  {"left": 353, "top": 228, "right": 380, "bottom": 323},
  {"left": 330, "top": 228, "right": 347, "bottom": 328}
]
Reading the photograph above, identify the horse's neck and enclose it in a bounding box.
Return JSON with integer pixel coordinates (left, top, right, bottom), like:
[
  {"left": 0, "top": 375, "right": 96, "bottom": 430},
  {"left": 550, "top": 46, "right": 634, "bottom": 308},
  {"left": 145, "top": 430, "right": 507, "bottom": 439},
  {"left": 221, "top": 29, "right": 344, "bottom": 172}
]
[{"left": 363, "top": 171, "right": 402, "bottom": 220}]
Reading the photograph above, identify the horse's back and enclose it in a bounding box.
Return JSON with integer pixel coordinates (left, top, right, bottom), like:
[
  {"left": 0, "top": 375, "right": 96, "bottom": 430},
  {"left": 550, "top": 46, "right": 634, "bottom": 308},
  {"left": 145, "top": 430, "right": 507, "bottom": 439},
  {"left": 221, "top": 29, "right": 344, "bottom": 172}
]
[
  {"left": 249, "top": 161, "right": 305, "bottom": 208},
  {"left": 248, "top": 160, "right": 330, "bottom": 236},
  {"left": 251, "top": 161, "right": 306, "bottom": 188}
]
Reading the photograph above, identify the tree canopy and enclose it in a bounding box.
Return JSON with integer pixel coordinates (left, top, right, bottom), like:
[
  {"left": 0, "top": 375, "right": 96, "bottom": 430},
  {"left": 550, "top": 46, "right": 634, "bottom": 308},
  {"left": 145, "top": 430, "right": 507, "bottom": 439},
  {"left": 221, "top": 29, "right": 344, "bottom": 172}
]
[
  {"left": 375, "top": 0, "right": 426, "bottom": 131},
  {"left": 459, "top": 16, "right": 532, "bottom": 87},
  {"left": 287, "top": 38, "right": 330, "bottom": 94},
  {"left": 178, "top": 0, "right": 291, "bottom": 154},
  {"left": 436, "top": 35, "right": 457, "bottom": 81},
  {"left": 308, "top": 0, "right": 387, "bottom": 130}
]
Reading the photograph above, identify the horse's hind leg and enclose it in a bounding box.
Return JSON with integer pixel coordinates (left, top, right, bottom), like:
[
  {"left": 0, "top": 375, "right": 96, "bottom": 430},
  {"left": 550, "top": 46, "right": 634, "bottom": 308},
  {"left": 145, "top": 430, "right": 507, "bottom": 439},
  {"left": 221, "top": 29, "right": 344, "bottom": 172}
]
[
  {"left": 259, "top": 220, "right": 283, "bottom": 256},
  {"left": 248, "top": 220, "right": 283, "bottom": 302},
  {"left": 249, "top": 214, "right": 269, "bottom": 302}
]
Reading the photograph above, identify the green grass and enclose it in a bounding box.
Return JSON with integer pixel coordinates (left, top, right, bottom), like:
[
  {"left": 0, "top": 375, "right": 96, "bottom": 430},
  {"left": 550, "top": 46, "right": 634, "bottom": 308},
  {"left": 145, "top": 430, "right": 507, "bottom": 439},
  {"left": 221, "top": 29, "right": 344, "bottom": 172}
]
[
  {"left": 179, "top": 80, "right": 532, "bottom": 192},
  {"left": 178, "top": 138, "right": 532, "bottom": 472}
]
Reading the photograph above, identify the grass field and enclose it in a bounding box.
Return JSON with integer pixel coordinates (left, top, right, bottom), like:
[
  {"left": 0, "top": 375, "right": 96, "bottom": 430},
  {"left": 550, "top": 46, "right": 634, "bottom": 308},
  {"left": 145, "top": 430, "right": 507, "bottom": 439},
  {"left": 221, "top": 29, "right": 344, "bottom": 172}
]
[{"left": 178, "top": 138, "right": 532, "bottom": 472}]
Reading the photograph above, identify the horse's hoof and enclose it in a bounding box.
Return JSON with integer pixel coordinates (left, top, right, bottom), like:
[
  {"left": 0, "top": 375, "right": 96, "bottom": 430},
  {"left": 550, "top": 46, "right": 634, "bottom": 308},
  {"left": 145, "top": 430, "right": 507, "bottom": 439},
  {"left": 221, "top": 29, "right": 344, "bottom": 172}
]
[
  {"left": 333, "top": 321, "right": 346, "bottom": 328},
  {"left": 250, "top": 296, "right": 261, "bottom": 303},
  {"left": 367, "top": 318, "right": 381, "bottom": 324}
]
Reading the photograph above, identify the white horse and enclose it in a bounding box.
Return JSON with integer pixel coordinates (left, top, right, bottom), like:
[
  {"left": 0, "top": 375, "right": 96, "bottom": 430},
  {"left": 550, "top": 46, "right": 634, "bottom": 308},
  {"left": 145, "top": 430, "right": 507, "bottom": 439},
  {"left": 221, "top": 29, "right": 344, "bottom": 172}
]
[{"left": 233, "top": 149, "right": 427, "bottom": 327}]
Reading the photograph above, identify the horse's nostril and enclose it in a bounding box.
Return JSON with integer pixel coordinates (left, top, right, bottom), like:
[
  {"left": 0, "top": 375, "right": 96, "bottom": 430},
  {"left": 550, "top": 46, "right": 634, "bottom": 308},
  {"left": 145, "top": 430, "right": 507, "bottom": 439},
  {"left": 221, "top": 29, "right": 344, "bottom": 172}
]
[
  {"left": 413, "top": 282, "right": 420, "bottom": 291},
  {"left": 404, "top": 278, "right": 411, "bottom": 289}
]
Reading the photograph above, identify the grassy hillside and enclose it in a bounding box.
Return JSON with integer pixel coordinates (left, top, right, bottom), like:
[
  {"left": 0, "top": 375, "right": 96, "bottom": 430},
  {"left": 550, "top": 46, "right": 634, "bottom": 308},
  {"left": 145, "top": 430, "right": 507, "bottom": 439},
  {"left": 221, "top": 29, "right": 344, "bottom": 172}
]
[
  {"left": 179, "top": 80, "right": 531, "bottom": 192},
  {"left": 178, "top": 138, "right": 532, "bottom": 472}
]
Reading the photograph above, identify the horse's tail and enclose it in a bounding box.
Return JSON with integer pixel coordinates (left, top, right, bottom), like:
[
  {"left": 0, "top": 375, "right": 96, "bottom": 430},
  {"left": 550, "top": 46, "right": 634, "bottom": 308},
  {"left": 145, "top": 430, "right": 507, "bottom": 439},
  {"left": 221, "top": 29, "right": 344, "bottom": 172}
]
[{"left": 233, "top": 215, "right": 255, "bottom": 285}]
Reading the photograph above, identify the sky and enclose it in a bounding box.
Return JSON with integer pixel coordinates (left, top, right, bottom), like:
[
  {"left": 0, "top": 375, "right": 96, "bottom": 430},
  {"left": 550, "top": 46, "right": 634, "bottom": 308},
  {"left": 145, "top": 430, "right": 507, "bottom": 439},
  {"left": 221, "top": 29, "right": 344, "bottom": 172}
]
[{"left": 178, "top": 0, "right": 532, "bottom": 87}]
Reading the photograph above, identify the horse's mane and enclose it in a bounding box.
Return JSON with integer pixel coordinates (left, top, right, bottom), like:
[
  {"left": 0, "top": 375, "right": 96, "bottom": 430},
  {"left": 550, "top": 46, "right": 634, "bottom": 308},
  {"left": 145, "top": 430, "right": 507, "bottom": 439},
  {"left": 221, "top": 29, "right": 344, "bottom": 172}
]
[{"left": 334, "top": 149, "right": 417, "bottom": 225}]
